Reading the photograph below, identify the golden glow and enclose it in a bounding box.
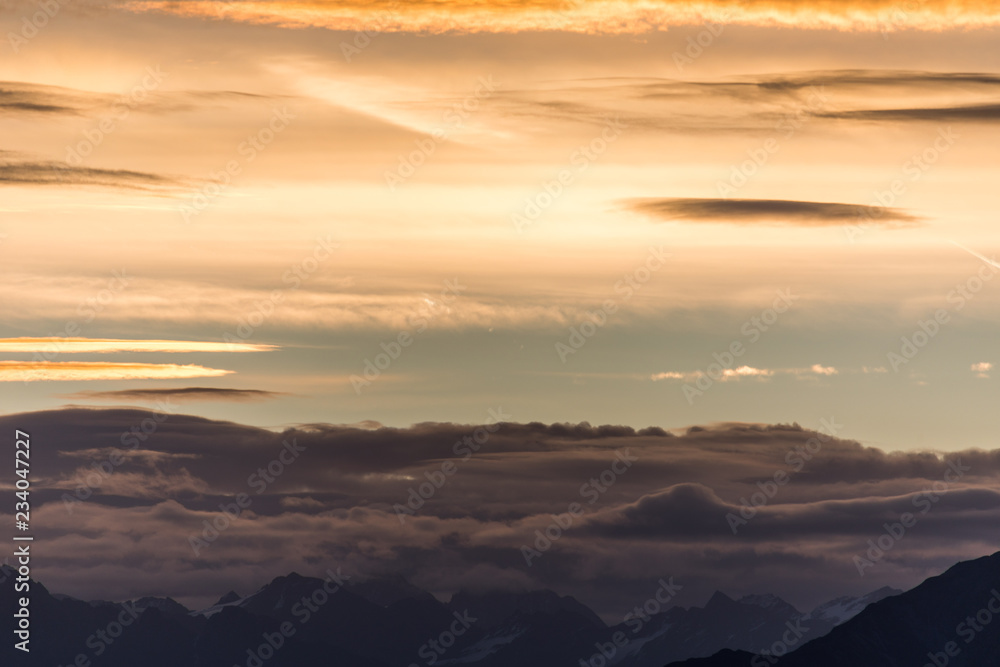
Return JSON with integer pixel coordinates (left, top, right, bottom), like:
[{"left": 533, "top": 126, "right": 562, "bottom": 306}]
[
  {"left": 0, "top": 338, "right": 276, "bottom": 354},
  {"left": 121, "top": 0, "right": 1000, "bottom": 33},
  {"left": 0, "top": 362, "right": 235, "bottom": 382}
]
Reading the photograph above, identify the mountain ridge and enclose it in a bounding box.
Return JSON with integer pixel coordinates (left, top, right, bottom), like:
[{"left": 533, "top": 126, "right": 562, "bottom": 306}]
[{"left": 4, "top": 555, "right": 996, "bottom": 666}]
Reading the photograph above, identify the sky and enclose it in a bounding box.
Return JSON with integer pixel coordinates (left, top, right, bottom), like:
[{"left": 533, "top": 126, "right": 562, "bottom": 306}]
[{"left": 1, "top": 0, "right": 999, "bottom": 616}]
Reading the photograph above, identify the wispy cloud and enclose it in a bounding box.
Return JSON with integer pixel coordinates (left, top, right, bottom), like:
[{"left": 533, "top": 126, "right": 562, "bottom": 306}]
[
  {"left": 0, "top": 159, "right": 183, "bottom": 191},
  {"left": 651, "top": 364, "right": 839, "bottom": 382},
  {"left": 61, "top": 387, "right": 288, "bottom": 402},
  {"left": 804, "top": 364, "right": 839, "bottom": 376},
  {"left": 651, "top": 366, "right": 775, "bottom": 382},
  {"left": 0, "top": 84, "right": 85, "bottom": 114},
  {"left": 817, "top": 104, "right": 1000, "bottom": 122},
  {"left": 0, "top": 338, "right": 275, "bottom": 354},
  {"left": 0, "top": 81, "right": 283, "bottom": 117},
  {"left": 0, "top": 362, "right": 234, "bottom": 382},
  {"left": 625, "top": 198, "right": 921, "bottom": 227}
]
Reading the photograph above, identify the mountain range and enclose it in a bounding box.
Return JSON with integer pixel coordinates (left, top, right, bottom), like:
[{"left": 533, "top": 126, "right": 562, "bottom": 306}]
[
  {"left": 2, "top": 551, "right": 999, "bottom": 666},
  {"left": 669, "top": 550, "right": 1000, "bottom": 667}
]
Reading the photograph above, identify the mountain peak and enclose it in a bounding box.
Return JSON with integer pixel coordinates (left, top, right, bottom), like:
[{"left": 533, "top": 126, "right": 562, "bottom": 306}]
[
  {"left": 449, "top": 587, "right": 605, "bottom": 629},
  {"left": 806, "top": 585, "right": 902, "bottom": 625},
  {"left": 267, "top": 571, "right": 306, "bottom": 588},
  {"left": 764, "top": 550, "right": 1000, "bottom": 666},
  {"left": 868, "top": 585, "right": 902, "bottom": 598},
  {"left": 131, "top": 596, "right": 190, "bottom": 616},
  {"left": 347, "top": 574, "right": 435, "bottom": 607},
  {"left": 216, "top": 590, "right": 241, "bottom": 606},
  {"left": 703, "top": 590, "right": 737, "bottom": 611}
]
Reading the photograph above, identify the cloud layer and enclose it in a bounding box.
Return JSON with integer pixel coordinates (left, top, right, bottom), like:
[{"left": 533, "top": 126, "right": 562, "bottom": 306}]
[
  {"left": 7, "top": 408, "right": 998, "bottom": 615},
  {"left": 118, "top": 0, "right": 1000, "bottom": 33}
]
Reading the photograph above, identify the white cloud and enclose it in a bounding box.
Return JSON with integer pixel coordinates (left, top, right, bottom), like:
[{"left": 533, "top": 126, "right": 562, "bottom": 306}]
[
  {"left": 971, "top": 362, "right": 993, "bottom": 379},
  {"left": 651, "top": 365, "right": 838, "bottom": 382}
]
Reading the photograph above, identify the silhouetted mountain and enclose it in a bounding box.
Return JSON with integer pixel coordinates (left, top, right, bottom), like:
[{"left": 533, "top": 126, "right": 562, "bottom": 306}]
[
  {"left": 611, "top": 584, "right": 900, "bottom": 667},
  {"left": 6, "top": 555, "right": 995, "bottom": 667},
  {"left": 622, "top": 590, "right": 801, "bottom": 666},
  {"left": 669, "top": 551, "right": 1000, "bottom": 667},
  {"left": 668, "top": 649, "right": 758, "bottom": 667},
  {"left": 347, "top": 574, "right": 437, "bottom": 607},
  {"left": 0, "top": 565, "right": 205, "bottom": 667},
  {"left": 215, "top": 590, "right": 242, "bottom": 606},
  {"left": 131, "top": 596, "right": 191, "bottom": 617},
  {"left": 801, "top": 585, "right": 901, "bottom": 636},
  {"left": 449, "top": 588, "right": 605, "bottom": 630},
  {"left": 778, "top": 551, "right": 1000, "bottom": 667}
]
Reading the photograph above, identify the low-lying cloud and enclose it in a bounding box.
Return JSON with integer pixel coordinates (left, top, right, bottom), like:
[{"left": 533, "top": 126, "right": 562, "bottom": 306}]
[
  {"left": 4, "top": 408, "right": 998, "bottom": 615},
  {"left": 61, "top": 387, "right": 288, "bottom": 403},
  {"left": 625, "top": 198, "right": 921, "bottom": 226}
]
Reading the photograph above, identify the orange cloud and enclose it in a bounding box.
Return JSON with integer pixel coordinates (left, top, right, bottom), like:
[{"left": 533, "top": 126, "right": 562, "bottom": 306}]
[
  {"left": 120, "top": 0, "right": 1000, "bottom": 33},
  {"left": 0, "top": 362, "right": 234, "bottom": 382},
  {"left": 0, "top": 338, "right": 275, "bottom": 354}
]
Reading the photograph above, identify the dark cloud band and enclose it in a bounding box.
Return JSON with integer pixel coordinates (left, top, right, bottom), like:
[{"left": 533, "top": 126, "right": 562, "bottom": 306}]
[{"left": 624, "top": 198, "right": 921, "bottom": 226}]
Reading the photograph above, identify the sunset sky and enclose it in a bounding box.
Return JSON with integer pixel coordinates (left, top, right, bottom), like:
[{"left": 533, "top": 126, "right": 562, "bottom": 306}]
[{"left": 1, "top": 0, "right": 999, "bottom": 615}]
